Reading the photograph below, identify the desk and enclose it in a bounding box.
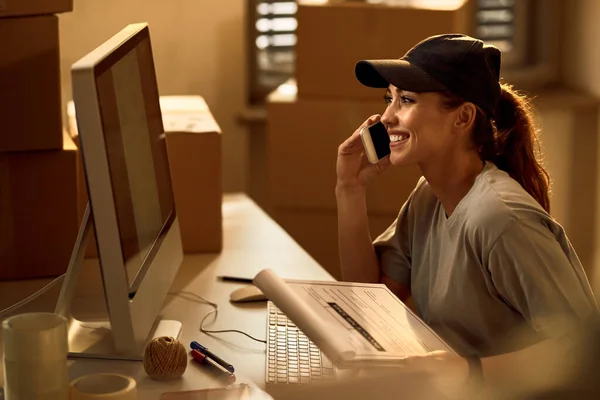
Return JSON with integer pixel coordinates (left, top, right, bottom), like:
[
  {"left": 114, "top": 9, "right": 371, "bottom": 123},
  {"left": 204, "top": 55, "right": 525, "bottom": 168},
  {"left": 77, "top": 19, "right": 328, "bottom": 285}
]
[{"left": 0, "top": 193, "right": 334, "bottom": 398}]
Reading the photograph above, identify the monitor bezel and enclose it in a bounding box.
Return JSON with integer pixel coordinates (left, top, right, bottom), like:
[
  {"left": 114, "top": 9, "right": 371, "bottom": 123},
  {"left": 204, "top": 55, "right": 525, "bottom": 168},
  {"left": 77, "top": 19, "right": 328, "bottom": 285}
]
[{"left": 70, "top": 23, "right": 183, "bottom": 354}]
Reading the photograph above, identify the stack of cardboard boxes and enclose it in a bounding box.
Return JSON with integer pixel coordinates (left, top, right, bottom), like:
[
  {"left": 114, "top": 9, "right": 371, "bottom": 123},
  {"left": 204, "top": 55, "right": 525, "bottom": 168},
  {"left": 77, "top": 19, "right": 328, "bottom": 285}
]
[
  {"left": 67, "top": 95, "right": 223, "bottom": 258},
  {"left": 0, "top": 1, "right": 76, "bottom": 280},
  {"left": 266, "top": 0, "right": 474, "bottom": 278}
]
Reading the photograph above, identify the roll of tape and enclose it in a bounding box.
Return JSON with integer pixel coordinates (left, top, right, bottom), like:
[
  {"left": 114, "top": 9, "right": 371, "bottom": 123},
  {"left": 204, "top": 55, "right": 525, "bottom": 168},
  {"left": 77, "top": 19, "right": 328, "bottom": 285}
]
[
  {"left": 70, "top": 373, "right": 137, "bottom": 400},
  {"left": 3, "top": 312, "right": 68, "bottom": 362},
  {"left": 2, "top": 312, "right": 69, "bottom": 400}
]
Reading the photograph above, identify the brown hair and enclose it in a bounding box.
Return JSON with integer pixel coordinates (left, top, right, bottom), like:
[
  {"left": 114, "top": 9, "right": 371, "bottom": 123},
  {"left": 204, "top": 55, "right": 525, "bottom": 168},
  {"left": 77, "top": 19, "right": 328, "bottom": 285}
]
[{"left": 441, "top": 83, "right": 551, "bottom": 213}]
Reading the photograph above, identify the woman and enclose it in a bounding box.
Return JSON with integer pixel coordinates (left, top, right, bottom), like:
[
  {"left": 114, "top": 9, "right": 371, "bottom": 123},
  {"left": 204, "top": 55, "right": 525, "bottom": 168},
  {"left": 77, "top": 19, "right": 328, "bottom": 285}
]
[{"left": 336, "top": 33, "right": 598, "bottom": 391}]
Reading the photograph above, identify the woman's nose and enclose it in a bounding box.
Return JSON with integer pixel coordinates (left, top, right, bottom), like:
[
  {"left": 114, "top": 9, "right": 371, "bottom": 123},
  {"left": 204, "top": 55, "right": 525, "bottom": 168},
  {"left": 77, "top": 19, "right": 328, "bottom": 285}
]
[{"left": 380, "top": 106, "right": 395, "bottom": 128}]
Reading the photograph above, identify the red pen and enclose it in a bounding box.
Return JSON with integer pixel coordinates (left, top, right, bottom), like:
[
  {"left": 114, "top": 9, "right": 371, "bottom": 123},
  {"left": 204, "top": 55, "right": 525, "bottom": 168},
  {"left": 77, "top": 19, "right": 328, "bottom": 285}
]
[{"left": 191, "top": 349, "right": 236, "bottom": 384}]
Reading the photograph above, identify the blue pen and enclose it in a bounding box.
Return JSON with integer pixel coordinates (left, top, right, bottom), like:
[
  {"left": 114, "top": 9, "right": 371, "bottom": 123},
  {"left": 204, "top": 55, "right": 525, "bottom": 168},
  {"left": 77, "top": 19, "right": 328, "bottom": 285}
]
[{"left": 190, "top": 341, "right": 235, "bottom": 373}]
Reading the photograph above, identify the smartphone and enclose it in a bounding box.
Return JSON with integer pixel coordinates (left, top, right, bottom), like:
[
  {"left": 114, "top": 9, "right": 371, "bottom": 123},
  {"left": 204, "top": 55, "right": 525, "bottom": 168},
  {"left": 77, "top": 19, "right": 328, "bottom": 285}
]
[{"left": 359, "top": 121, "right": 391, "bottom": 164}]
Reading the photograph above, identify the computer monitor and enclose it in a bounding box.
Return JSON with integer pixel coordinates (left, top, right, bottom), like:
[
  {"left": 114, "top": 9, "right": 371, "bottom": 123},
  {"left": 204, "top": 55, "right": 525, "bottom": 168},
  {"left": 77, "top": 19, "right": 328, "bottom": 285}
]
[{"left": 54, "top": 23, "right": 184, "bottom": 361}]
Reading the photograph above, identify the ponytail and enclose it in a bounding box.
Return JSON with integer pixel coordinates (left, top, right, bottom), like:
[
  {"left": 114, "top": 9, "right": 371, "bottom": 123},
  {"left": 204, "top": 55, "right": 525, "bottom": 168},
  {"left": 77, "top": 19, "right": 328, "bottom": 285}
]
[
  {"left": 488, "top": 83, "right": 551, "bottom": 213},
  {"left": 442, "top": 83, "right": 551, "bottom": 213}
]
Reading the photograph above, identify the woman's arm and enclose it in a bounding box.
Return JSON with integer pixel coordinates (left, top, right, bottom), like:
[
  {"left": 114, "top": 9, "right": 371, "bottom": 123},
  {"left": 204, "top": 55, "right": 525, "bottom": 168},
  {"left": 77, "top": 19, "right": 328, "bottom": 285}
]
[
  {"left": 335, "top": 115, "right": 389, "bottom": 284},
  {"left": 336, "top": 185, "right": 380, "bottom": 283},
  {"left": 402, "top": 333, "right": 582, "bottom": 398},
  {"left": 480, "top": 334, "right": 575, "bottom": 389},
  {"left": 336, "top": 185, "right": 412, "bottom": 301},
  {"left": 335, "top": 114, "right": 412, "bottom": 299},
  {"left": 404, "top": 213, "right": 600, "bottom": 395}
]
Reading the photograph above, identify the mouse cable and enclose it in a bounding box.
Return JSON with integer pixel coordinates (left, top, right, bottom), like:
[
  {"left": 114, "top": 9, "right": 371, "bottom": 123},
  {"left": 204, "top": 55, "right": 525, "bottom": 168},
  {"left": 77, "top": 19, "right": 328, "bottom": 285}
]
[
  {"left": 170, "top": 291, "right": 267, "bottom": 344},
  {"left": 200, "top": 307, "right": 267, "bottom": 344},
  {"left": 0, "top": 283, "right": 268, "bottom": 345}
]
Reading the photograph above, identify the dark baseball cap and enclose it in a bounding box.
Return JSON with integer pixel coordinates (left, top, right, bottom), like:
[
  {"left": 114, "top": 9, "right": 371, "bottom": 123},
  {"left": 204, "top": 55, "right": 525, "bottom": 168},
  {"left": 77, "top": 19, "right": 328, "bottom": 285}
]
[{"left": 355, "top": 33, "right": 501, "bottom": 116}]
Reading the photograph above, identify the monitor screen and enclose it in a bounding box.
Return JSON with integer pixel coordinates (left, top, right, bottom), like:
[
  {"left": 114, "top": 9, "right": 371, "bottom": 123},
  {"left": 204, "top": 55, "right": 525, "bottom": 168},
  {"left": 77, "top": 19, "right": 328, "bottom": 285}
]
[{"left": 93, "top": 33, "right": 175, "bottom": 292}]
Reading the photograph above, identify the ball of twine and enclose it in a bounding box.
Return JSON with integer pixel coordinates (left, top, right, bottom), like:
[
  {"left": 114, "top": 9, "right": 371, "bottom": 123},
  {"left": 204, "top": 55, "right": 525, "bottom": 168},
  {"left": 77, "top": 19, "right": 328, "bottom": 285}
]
[{"left": 143, "top": 336, "right": 187, "bottom": 380}]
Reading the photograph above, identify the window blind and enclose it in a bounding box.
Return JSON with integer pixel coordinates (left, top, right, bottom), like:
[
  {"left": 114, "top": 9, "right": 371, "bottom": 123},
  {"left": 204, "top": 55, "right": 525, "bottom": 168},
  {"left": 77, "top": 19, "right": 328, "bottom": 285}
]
[
  {"left": 476, "top": 0, "right": 516, "bottom": 52},
  {"left": 248, "top": 0, "right": 530, "bottom": 102},
  {"left": 251, "top": 0, "right": 297, "bottom": 103}
]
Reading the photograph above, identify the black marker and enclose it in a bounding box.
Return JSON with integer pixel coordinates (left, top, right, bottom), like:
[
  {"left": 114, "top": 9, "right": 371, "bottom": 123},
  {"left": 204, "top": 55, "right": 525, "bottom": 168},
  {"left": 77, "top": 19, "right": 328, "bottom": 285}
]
[
  {"left": 191, "top": 350, "right": 236, "bottom": 384},
  {"left": 190, "top": 341, "right": 235, "bottom": 373},
  {"left": 217, "top": 275, "right": 254, "bottom": 284}
]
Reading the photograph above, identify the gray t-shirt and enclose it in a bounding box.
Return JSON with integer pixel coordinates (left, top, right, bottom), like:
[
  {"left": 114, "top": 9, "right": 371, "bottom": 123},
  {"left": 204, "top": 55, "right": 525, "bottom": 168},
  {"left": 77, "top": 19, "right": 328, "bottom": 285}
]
[{"left": 374, "top": 162, "right": 598, "bottom": 357}]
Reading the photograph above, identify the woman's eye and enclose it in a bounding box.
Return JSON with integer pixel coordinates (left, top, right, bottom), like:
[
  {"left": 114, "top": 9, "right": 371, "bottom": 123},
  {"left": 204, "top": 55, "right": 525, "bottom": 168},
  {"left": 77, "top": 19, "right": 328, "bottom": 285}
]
[
  {"left": 383, "top": 96, "right": 393, "bottom": 104},
  {"left": 400, "top": 96, "right": 414, "bottom": 104}
]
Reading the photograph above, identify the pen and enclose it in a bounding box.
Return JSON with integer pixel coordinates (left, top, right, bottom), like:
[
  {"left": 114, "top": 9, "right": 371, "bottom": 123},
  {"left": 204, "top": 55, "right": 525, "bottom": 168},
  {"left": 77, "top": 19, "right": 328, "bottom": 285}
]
[
  {"left": 217, "top": 275, "right": 254, "bottom": 284},
  {"left": 190, "top": 341, "right": 235, "bottom": 373},
  {"left": 190, "top": 350, "right": 236, "bottom": 384}
]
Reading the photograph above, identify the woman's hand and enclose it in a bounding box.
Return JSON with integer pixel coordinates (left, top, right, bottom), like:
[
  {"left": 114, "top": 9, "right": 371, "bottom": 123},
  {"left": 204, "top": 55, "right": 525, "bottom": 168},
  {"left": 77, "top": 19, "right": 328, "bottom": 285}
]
[
  {"left": 399, "top": 351, "right": 471, "bottom": 397},
  {"left": 401, "top": 350, "right": 469, "bottom": 377},
  {"left": 336, "top": 114, "right": 391, "bottom": 190}
]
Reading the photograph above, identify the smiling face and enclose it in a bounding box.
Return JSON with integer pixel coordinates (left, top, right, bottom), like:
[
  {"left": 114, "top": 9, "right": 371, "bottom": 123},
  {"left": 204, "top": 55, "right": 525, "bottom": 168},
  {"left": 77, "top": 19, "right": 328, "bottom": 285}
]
[{"left": 380, "top": 85, "right": 469, "bottom": 168}]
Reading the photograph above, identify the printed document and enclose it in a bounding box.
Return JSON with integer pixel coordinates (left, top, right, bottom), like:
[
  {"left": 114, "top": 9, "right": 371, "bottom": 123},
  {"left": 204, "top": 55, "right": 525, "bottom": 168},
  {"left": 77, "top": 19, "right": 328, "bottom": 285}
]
[{"left": 253, "top": 269, "right": 454, "bottom": 368}]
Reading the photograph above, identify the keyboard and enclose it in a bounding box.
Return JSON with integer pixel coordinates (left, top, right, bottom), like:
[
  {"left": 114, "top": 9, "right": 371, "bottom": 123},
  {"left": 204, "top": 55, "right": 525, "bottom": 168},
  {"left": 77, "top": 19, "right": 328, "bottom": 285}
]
[{"left": 266, "top": 301, "right": 336, "bottom": 385}]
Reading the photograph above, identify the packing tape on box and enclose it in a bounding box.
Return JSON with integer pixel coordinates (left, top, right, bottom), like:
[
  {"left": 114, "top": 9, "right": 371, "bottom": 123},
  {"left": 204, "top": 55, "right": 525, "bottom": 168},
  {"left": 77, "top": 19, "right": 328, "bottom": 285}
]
[{"left": 70, "top": 373, "right": 137, "bottom": 400}]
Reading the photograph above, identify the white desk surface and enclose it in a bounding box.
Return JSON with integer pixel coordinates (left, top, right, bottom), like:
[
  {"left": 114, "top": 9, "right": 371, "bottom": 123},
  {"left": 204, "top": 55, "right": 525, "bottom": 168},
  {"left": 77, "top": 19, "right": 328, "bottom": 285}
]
[{"left": 0, "top": 193, "right": 334, "bottom": 399}]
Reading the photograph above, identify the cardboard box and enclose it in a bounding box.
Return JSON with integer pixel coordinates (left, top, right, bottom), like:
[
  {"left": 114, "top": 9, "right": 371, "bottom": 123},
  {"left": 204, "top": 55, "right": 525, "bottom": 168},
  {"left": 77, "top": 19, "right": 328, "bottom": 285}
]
[
  {"left": 295, "top": 0, "right": 474, "bottom": 100},
  {"left": 0, "top": 132, "right": 79, "bottom": 280},
  {"left": 0, "top": 15, "right": 62, "bottom": 152},
  {"left": 68, "top": 96, "right": 223, "bottom": 254},
  {"left": 163, "top": 96, "right": 223, "bottom": 253},
  {"left": 273, "top": 208, "right": 398, "bottom": 279},
  {"left": 0, "top": 0, "right": 72, "bottom": 18},
  {"left": 267, "top": 83, "right": 422, "bottom": 214}
]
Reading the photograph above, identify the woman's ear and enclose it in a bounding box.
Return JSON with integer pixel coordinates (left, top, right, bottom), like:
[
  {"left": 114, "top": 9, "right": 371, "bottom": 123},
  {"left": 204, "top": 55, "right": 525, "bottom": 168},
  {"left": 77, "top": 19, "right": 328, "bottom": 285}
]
[{"left": 455, "top": 102, "right": 477, "bottom": 132}]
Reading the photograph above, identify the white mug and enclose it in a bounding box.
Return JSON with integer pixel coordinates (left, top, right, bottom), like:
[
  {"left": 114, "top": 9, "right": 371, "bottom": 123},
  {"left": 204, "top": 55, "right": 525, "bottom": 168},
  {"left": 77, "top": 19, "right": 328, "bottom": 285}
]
[{"left": 2, "top": 312, "right": 69, "bottom": 400}]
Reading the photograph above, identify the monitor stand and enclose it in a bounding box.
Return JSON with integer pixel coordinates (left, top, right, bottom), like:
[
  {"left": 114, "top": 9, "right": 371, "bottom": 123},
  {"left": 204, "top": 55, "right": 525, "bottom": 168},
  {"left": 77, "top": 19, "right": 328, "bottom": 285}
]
[{"left": 54, "top": 203, "right": 182, "bottom": 362}]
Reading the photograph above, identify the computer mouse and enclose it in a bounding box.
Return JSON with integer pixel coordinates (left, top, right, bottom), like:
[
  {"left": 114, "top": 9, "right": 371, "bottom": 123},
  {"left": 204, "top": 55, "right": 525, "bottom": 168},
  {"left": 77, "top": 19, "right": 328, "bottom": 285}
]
[{"left": 229, "top": 285, "right": 267, "bottom": 303}]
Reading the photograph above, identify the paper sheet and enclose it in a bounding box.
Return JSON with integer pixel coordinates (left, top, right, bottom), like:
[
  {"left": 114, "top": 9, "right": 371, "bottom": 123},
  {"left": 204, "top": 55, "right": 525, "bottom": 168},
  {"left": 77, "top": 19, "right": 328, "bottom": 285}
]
[
  {"left": 287, "top": 280, "right": 454, "bottom": 358},
  {"left": 253, "top": 269, "right": 454, "bottom": 367},
  {"left": 253, "top": 269, "right": 356, "bottom": 365}
]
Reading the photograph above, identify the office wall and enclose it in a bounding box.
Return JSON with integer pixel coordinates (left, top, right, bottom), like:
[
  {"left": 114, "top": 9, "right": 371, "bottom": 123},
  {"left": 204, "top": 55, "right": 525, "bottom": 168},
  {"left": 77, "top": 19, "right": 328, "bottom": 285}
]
[
  {"left": 57, "top": 1, "right": 600, "bottom": 285},
  {"left": 58, "top": 0, "right": 249, "bottom": 193},
  {"left": 562, "top": 0, "right": 600, "bottom": 288},
  {"left": 563, "top": 0, "right": 600, "bottom": 95},
  {"left": 534, "top": 98, "right": 598, "bottom": 276}
]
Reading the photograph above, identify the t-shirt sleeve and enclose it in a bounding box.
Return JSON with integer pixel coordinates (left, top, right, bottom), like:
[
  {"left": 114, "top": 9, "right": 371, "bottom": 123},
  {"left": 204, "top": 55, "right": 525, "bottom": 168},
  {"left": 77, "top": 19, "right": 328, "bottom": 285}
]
[
  {"left": 487, "top": 217, "right": 598, "bottom": 339},
  {"left": 373, "top": 178, "right": 424, "bottom": 289},
  {"left": 373, "top": 207, "right": 411, "bottom": 288}
]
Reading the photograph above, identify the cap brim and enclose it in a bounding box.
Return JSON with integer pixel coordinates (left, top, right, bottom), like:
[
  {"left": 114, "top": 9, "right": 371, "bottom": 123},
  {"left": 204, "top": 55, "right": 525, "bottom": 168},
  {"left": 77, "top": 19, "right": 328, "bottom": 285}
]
[{"left": 355, "top": 59, "right": 448, "bottom": 92}]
